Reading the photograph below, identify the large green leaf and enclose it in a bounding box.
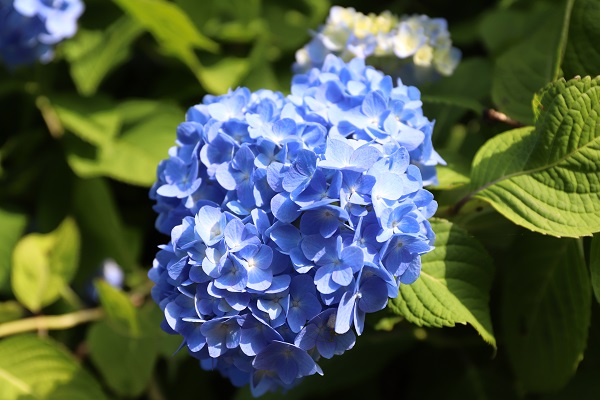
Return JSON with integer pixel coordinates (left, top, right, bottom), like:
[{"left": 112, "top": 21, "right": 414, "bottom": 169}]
[
  {"left": 491, "top": 2, "right": 568, "bottom": 124},
  {"left": 64, "top": 16, "right": 144, "bottom": 96},
  {"left": 502, "top": 236, "right": 591, "bottom": 393},
  {"left": 0, "top": 205, "right": 27, "bottom": 291},
  {"left": 87, "top": 311, "right": 159, "bottom": 397},
  {"left": 11, "top": 218, "right": 80, "bottom": 312},
  {"left": 591, "top": 234, "right": 600, "bottom": 304},
  {"left": 470, "top": 76, "right": 600, "bottom": 237},
  {"left": 388, "top": 219, "right": 496, "bottom": 347},
  {"left": 562, "top": 0, "right": 600, "bottom": 78},
  {"left": 0, "top": 335, "right": 107, "bottom": 400},
  {"left": 63, "top": 99, "right": 182, "bottom": 186}
]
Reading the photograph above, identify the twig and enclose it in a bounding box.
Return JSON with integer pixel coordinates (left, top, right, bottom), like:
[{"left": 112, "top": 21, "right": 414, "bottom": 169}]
[
  {"left": 485, "top": 109, "right": 523, "bottom": 127},
  {"left": 0, "top": 308, "right": 104, "bottom": 338}
]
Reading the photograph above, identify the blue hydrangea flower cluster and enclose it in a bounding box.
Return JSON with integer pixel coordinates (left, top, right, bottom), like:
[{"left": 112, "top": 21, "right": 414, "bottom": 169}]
[
  {"left": 149, "top": 55, "right": 439, "bottom": 396},
  {"left": 0, "top": 0, "right": 84, "bottom": 68},
  {"left": 294, "top": 6, "right": 461, "bottom": 85}
]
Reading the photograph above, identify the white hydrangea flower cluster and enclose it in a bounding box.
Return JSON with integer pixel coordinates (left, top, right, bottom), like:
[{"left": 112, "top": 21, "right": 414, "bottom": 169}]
[{"left": 295, "top": 6, "right": 461, "bottom": 83}]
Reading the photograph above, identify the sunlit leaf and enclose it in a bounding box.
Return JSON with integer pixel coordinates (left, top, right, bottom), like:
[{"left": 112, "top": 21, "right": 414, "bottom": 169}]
[
  {"left": 388, "top": 219, "right": 496, "bottom": 347},
  {"left": 471, "top": 76, "right": 600, "bottom": 237},
  {"left": 11, "top": 217, "right": 80, "bottom": 312},
  {"left": 0, "top": 335, "right": 107, "bottom": 400}
]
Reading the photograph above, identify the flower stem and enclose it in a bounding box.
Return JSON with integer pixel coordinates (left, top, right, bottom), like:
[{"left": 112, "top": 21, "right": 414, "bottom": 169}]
[{"left": 0, "top": 308, "right": 104, "bottom": 338}]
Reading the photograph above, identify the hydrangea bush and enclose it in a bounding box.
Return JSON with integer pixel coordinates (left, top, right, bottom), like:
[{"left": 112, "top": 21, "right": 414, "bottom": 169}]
[
  {"left": 294, "top": 6, "right": 462, "bottom": 84},
  {"left": 2, "top": 1, "right": 599, "bottom": 399},
  {"left": 149, "top": 55, "right": 439, "bottom": 395},
  {"left": 0, "top": 0, "right": 84, "bottom": 68}
]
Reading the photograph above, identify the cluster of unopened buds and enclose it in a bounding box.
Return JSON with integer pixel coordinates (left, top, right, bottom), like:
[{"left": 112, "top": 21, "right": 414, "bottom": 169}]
[
  {"left": 0, "top": 0, "right": 84, "bottom": 68},
  {"left": 294, "top": 6, "right": 461, "bottom": 84},
  {"left": 150, "top": 54, "right": 441, "bottom": 396}
]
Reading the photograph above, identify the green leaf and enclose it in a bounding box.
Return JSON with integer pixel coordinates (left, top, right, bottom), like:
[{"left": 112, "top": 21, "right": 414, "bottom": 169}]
[
  {"left": 52, "top": 95, "right": 121, "bottom": 147},
  {"left": 0, "top": 335, "right": 107, "bottom": 400},
  {"left": 591, "top": 234, "right": 600, "bottom": 304},
  {"left": 479, "top": 8, "right": 540, "bottom": 55},
  {"left": 112, "top": 0, "right": 220, "bottom": 90},
  {"left": 63, "top": 16, "right": 144, "bottom": 96},
  {"left": 434, "top": 149, "right": 471, "bottom": 190},
  {"left": 73, "top": 178, "right": 136, "bottom": 274},
  {"left": 11, "top": 217, "right": 80, "bottom": 312},
  {"left": 471, "top": 76, "right": 600, "bottom": 237},
  {"left": 200, "top": 57, "right": 251, "bottom": 95},
  {"left": 65, "top": 99, "right": 182, "bottom": 186},
  {"left": 563, "top": 0, "right": 600, "bottom": 78},
  {"left": 0, "top": 205, "right": 27, "bottom": 291},
  {"left": 87, "top": 317, "right": 159, "bottom": 397},
  {"left": 491, "top": 2, "right": 567, "bottom": 124},
  {"left": 388, "top": 219, "right": 496, "bottom": 347},
  {"left": 502, "top": 236, "right": 591, "bottom": 392},
  {"left": 421, "top": 94, "right": 485, "bottom": 116},
  {"left": 95, "top": 281, "right": 139, "bottom": 336},
  {"left": 421, "top": 58, "right": 492, "bottom": 145},
  {"left": 0, "top": 301, "right": 24, "bottom": 324},
  {"left": 113, "top": 0, "right": 218, "bottom": 53}
]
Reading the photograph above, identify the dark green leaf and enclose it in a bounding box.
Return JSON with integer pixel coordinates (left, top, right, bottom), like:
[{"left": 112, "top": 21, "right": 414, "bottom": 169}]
[
  {"left": 502, "top": 236, "right": 591, "bottom": 392},
  {"left": 591, "top": 234, "right": 600, "bottom": 304},
  {"left": 421, "top": 58, "right": 492, "bottom": 145},
  {"left": 87, "top": 318, "right": 159, "bottom": 397},
  {"left": 388, "top": 219, "right": 496, "bottom": 347},
  {"left": 563, "top": 0, "right": 600, "bottom": 78},
  {"left": 73, "top": 178, "right": 136, "bottom": 275},
  {"left": 491, "top": 2, "right": 567, "bottom": 124}
]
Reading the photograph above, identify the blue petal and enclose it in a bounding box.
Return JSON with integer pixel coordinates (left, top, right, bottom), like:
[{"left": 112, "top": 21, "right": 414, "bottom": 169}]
[{"left": 271, "top": 193, "right": 301, "bottom": 223}]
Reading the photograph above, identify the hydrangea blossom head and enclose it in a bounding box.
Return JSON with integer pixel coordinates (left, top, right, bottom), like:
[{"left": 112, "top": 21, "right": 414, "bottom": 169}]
[
  {"left": 150, "top": 55, "right": 440, "bottom": 395},
  {"left": 0, "top": 0, "right": 84, "bottom": 68},
  {"left": 295, "top": 6, "right": 461, "bottom": 85}
]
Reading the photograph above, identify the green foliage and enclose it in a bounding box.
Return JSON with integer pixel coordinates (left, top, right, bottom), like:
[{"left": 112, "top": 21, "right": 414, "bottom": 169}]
[
  {"left": 11, "top": 217, "right": 80, "bottom": 313},
  {"left": 591, "top": 235, "right": 600, "bottom": 304},
  {"left": 72, "top": 178, "right": 136, "bottom": 274},
  {"left": 87, "top": 304, "right": 160, "bottom": 398},
  {"left": 563, "top": 0, "right": 600, "bottom": 78},
  {"left": 0, "top": 205, "right": 27, "bottom": 291},
  {"left": 502, "top": 236, "right": 591, "bottom": 393},
  {"left": 490, "top": 1, "right": 569, "bottom": 124},
  {"left": 0, "top": 335, "right": 107, "bottom": 399},
  {"left": 388, "top": 219, "right": 496, "bottom": 347},
  {"left": 470, "top": 76, "right": 600, "bottom": 237},
  {"left": 58, "top": 97, "right": 183, "bottom": 186},
  {"left": 63, "top": 16, "right": 144, "bottom": 96},
  {"left": 95, "top": 281, "right": 139, "bottom": 336},
  {"left": 1, "top": 0, "right": 600, "bottom": 398}
]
